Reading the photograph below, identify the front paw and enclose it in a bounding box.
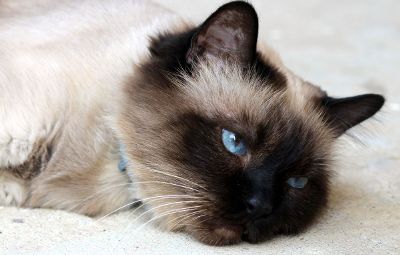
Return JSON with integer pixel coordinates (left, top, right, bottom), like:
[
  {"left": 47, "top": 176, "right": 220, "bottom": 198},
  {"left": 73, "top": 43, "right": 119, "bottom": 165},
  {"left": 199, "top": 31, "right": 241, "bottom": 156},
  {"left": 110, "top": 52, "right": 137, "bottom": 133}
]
[
  {"left": 0, "top": 173, "right": 27, "bottom": 206},
  {"left": 0, "top": 137, "right": 33, "bottom": 167}
]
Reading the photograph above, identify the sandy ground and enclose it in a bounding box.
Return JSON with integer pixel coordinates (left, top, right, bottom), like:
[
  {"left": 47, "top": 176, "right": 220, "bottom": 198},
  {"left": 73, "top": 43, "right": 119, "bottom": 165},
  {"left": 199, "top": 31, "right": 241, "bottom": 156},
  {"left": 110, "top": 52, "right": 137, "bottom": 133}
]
[{"left": 1, "top": 0, "right": 399, "bottom": 254}]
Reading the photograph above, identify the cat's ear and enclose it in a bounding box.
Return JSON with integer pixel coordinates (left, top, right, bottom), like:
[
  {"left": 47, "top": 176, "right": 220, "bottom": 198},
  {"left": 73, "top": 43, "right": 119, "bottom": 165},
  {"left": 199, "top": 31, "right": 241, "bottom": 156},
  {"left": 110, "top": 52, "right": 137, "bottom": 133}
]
[
  {"left": 186, "top": 1, "right": 258, "bottom": 66},
  {"left": 322, "top": 94, "right": 384, "bottom": 136}
]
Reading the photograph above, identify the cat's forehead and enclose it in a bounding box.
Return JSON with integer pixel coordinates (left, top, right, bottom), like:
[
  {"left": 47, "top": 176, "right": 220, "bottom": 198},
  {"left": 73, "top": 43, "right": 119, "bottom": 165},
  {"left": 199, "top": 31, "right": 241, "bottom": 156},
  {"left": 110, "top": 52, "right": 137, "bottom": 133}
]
[
  {"left": 175, "top": 60, "right": 324, "bottom": 130},
  {"left": 177, "top": 61, "right": 285, "bottom": 123}
]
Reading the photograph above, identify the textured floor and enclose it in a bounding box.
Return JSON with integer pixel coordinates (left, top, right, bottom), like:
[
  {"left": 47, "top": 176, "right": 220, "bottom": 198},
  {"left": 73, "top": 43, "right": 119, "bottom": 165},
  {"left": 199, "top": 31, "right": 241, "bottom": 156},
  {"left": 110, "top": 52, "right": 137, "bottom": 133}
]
[{"left": 1, "top": 0, "right": 399, "bottom": 254}]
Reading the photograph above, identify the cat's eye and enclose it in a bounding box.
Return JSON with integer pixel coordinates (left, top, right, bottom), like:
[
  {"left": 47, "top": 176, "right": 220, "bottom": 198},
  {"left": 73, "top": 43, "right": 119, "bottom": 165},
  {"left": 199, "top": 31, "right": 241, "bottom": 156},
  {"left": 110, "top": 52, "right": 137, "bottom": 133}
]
[
  {"left": 221, "top": 129, "right": 247, "bottom": 156},
  {"left": 287, "top": 177, "right": 309, "bottom": 189}
]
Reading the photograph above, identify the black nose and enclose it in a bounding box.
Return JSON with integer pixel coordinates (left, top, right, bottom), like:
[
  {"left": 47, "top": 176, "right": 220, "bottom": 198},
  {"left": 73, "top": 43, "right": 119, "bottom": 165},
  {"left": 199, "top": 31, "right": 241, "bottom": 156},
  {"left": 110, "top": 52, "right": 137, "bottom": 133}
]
[{"left": 245, "top": 195, "right": 272, "bottom": 219}]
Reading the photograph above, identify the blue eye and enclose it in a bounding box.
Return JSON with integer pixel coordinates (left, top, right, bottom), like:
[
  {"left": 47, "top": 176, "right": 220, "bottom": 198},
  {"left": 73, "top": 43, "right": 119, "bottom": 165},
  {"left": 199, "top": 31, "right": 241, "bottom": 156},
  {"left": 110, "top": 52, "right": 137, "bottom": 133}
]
[
  {"left": 221, "top": 129, "right": 247, "bottom": 156},
  {"left": 287, "top": 177, "right": 309, "bottom": 189}
]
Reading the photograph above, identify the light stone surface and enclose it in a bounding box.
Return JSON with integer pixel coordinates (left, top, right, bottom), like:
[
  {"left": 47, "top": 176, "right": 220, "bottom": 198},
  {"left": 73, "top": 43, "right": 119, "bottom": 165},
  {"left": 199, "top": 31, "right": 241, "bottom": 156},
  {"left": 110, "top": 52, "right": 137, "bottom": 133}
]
[{"left": 1, "top": 0, "right": 399, "bottom": 254}]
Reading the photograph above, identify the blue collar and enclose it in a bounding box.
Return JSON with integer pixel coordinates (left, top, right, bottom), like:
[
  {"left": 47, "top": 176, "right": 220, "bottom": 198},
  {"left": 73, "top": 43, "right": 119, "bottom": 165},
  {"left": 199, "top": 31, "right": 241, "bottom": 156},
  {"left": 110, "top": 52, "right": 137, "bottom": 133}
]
[{"left": 118, "top": 142, "right": 129, "bottom": 172}]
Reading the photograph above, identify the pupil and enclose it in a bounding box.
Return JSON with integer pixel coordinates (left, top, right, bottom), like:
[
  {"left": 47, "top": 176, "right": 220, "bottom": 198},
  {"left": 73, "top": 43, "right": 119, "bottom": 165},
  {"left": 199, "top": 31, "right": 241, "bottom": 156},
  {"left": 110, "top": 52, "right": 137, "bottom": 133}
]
[
  {"left": 234, "top": 137, "right": 241, "bottom": 146},
  {"left": 229, "top": 134, "right": 239, "bottom": 144}
]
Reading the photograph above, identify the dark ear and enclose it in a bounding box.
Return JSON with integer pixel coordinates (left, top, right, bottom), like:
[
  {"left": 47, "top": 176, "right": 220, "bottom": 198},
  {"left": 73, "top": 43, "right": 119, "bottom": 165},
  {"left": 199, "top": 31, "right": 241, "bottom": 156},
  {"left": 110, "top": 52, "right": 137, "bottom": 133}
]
[
  {"left": 322, "top": 94, "right": 385, "bottom": 136},
  {"left": 186, "top": 1, "right": 258, "bottom": 66}
]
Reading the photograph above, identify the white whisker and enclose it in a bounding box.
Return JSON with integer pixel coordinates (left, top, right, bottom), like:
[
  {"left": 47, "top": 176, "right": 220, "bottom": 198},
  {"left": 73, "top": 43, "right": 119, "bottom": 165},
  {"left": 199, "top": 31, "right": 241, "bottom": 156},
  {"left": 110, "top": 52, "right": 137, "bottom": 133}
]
[
  {"left": 134, "top": 206, "right": 201, "bottom": 232},
  {"left": 168, "top": 209, "right": 207, "bottom": 230},
  {"left": 133, "top": 200, "right": 205, "bottom": 223},
  {"left": 140, "top": 167, "right": 206, "bottom": 191},
  {"left": 98, "top": 194, "right": 202, "bottom": 221},
  {"left": 134, "top": 181, "right": 202, "bottom": 193}
]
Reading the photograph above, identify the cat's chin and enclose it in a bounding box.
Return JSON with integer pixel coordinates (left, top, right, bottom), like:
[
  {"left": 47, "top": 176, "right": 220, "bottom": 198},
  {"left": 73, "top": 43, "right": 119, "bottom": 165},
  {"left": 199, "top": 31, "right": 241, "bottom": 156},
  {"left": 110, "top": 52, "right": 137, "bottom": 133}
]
[
  {"left": 186, "top": 224, "right": 244, "bottom": 246},
  {"left": 185, "top": 216, "right": 284, "bottom": 245}
]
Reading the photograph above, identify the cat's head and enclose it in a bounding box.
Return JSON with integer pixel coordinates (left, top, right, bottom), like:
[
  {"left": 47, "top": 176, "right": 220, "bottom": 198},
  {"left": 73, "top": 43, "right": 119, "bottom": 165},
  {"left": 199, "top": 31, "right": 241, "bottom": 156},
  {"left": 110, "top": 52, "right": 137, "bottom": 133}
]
[{"left": 118, "top": 1, "right": 384, "bottom": 245}]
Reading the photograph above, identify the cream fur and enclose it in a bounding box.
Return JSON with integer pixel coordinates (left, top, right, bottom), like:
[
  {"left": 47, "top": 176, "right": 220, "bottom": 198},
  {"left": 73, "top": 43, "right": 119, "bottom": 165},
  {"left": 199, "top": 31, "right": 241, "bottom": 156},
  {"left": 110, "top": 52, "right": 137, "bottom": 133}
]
[
  {"left": 0, "top": 172, "right": 27, "bottom": 206},
  {"left": 0, "top": 0, "right": 186, "bottom": 211},
  {"left": 0, "top": 0, "right": 184, "bottom": 167}
]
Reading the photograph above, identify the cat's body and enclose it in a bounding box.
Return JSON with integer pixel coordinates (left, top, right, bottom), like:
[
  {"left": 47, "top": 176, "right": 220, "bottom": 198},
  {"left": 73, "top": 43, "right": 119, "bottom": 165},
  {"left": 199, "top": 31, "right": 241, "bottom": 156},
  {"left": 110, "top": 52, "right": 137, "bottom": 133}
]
[
  {"left": 0, "top": 0, "right": 384, "bottom": 245},
  {"left": 0, "top": 0, "right": 183, "bottom": 214}
]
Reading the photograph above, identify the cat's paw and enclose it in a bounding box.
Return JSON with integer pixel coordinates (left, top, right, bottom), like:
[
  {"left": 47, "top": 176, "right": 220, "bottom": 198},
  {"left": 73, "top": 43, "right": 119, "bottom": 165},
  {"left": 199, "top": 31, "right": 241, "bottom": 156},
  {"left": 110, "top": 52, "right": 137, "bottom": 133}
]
[
  {"left": 0, "top": 136, "right": 34, "bottom": 168},
  {"left": 0, "top": 173, "right": 27, "bottom": 206}
]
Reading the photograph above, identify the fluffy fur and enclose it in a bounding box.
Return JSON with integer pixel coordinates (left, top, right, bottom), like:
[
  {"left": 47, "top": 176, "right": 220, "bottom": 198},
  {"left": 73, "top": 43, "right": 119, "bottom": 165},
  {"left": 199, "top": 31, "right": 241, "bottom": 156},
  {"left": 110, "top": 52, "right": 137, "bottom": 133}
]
[
  {"left": 0, "top": 0, "right": 384, "bottom": 246},
  {"left": 0, "top": 0, "right": 185, "bottom": 214}
]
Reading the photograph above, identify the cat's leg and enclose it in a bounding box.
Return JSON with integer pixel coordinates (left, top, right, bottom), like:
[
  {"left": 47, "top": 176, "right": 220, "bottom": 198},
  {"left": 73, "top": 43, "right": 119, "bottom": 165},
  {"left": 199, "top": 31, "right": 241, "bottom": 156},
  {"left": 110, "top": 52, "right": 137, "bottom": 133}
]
[
  {"left": 0, "top": 119, "right": 54, "bottom": 207},
  {"left": 28, "top": 161, "right": 134, "bottom": 216},
  {"left": 26, "top": 134, "right": 135, "bottom": 217},
  {"left": 0, "top": 98, "right": 56, "bottom": 169},
  {"left": 0, "top": 137, "right": 33, "bottom": 168},
  {"left": 0, "top": 171, "right": 28, "bottom": 206}
]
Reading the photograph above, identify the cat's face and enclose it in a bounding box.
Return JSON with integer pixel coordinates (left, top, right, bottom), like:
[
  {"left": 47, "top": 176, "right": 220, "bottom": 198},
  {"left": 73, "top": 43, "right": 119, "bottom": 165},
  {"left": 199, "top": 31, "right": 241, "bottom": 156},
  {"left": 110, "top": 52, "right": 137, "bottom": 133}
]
[{"left": 119, "top": 2, "right": 384, "bottom": 245}]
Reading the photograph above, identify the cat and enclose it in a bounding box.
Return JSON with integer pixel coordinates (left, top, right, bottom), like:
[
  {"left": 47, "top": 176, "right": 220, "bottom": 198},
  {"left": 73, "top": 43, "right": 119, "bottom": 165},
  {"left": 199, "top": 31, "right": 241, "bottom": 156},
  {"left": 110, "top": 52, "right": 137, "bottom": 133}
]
[{"left": 0, "top": 0, "right": 384, "bottom": 245}]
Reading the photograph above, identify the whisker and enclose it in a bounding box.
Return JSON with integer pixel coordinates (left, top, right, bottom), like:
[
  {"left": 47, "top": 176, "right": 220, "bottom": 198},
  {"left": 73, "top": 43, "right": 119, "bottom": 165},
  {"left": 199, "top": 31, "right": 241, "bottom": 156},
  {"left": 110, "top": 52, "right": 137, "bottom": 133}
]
[
  {"left": 126, "top": 194, "right": 203, "bottom": 217},
  {"left": 97, "top": 200, "right": 141, "bottom": 221},
  {"left": 69, "top": 177, "right": 205, "bottom": 213},
  {"left": 133, "top": 181, "right": 202, "bottom": 193},
  {"left": 192, "top": 215, "right": 210, "bottom": 226},
  {"left": 168, "top": 209, "right": 207, "bottom": 230},
  {"left": 134, "top": 206, "right": 201, "bottom": 232},
  {"left": 111, "top": 206, "right": 198, "bottom": 251},
  {"left": 133, "top": 201, "right": 205, "bottom": 223},
  {"left": 106, "top": 195, "right": 202, "bottom": 220},
  {"left": 139, "top": 167, "right": 206, "bottom": 191},
  {"left": 96, "top": 194, "right": 200, "bottom": 221}
]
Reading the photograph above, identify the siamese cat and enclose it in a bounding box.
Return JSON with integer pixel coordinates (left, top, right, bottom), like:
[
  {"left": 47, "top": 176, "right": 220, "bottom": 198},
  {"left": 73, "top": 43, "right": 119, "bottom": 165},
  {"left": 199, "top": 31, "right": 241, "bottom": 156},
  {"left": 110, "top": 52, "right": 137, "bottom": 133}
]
[{"left": 0, "top": 0, "right": 384, "bottom": 245}]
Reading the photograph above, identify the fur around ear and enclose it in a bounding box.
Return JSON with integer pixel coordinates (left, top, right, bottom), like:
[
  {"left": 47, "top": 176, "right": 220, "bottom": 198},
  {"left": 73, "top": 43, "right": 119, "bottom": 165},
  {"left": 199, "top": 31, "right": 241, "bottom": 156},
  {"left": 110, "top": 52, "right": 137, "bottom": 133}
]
[
  {"left": 322, "top": 94, "right": 385, "bottom": 135},
  {"left": 186, "top": 1, "right": 258, "bottom": 66}
]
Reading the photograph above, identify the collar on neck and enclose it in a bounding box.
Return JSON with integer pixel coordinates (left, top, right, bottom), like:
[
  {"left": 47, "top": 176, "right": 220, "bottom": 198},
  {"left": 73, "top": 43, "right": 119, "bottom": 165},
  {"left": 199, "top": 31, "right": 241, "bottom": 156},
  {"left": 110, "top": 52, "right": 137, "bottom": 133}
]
[{"left": 118, "top": 142, "right": 129, "bottom": 172}]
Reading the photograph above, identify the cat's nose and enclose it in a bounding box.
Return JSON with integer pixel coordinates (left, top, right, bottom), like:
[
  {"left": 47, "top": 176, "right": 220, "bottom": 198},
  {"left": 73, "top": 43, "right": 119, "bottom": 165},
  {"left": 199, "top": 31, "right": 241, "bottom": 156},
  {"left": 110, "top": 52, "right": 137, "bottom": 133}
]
[{"left": 245, "top": 195, "right": 273, "bottom": 219}]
